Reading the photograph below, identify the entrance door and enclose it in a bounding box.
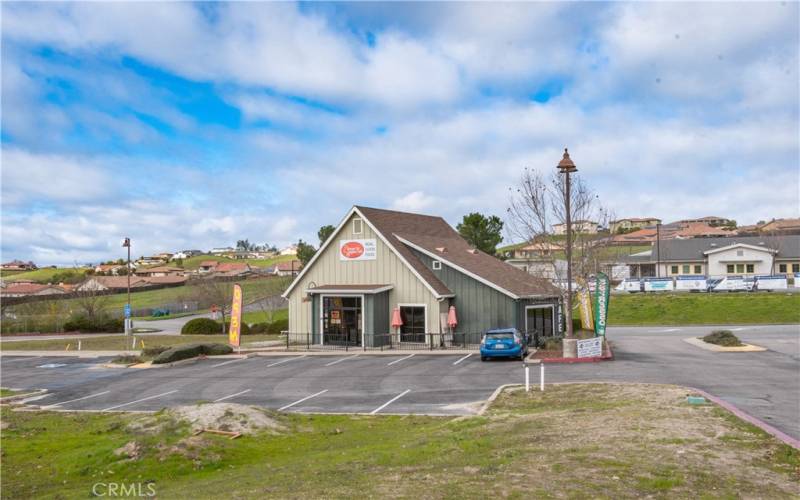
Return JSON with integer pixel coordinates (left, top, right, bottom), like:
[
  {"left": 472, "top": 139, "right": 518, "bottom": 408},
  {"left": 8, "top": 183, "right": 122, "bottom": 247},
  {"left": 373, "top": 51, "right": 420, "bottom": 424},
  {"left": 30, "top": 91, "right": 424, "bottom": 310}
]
[
  {"left": 322, "top": 296, "right": 362, "bottom": 346},
  {"left": 525, "top": 306, "right": 554, "bottom": 342}
]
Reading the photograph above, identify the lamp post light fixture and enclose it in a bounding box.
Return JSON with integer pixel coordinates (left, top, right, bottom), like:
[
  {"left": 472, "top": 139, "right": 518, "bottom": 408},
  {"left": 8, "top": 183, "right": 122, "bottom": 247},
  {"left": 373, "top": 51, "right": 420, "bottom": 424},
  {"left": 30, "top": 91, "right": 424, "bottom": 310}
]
[
  {"left": 557, "top": 148, "right": 578, "bottom": 348},
  {"left": 122, "top": 237, "right": 131, "bottom": 336}
]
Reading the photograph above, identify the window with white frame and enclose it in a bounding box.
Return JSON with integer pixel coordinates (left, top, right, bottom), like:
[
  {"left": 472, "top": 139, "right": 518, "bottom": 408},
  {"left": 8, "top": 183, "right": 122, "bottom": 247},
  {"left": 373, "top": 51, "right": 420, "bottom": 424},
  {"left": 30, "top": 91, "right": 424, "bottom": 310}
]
[
  {"left": 432, "top": 260, "right": 441, "bottom": 270},
  {"left": 352, "top": 218, "right": 363, "bottom": 234}
]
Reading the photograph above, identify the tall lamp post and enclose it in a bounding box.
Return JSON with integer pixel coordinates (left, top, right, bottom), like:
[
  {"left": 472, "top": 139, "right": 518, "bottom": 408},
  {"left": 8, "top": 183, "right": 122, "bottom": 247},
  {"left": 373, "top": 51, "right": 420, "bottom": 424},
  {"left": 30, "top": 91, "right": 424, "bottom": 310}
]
[
  {"left": 122, "top": 237, "right": 131, "bottom": 336},
  {"left": 557, "top": 148, "right": 578, "bottom": 356}
]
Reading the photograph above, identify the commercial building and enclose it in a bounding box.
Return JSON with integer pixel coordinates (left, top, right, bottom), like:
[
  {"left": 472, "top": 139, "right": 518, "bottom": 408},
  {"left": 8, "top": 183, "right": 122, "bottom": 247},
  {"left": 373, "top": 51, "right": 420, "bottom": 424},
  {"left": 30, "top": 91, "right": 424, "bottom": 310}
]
[
  {"left": 283, "top": 206, "right": 562, "bottom": 346},
  {"left": 624, "top": 235, "right": 800, "bottom": 278}
]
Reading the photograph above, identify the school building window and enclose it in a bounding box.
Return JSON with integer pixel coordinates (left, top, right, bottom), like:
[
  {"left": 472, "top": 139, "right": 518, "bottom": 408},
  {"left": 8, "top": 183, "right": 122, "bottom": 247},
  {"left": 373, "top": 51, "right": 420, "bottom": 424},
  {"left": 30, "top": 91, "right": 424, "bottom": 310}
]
[
  {"left": 779, "top": 264, "right": 787, "bottom": 273},
  {"left": 694, "top": 265, "right": 702, "bottom": 274},
  {"left": 727, "top": 264, "right": 735, "bottom": 273},
  {"left": 671, "top": 265, "right": 679, "bottom": 274},
  {"left": 794, "top": 264, "right": 800, "bottom": 273},
  {"left": 735, "top": 264, "right": 745, "bottom": 273},
  {"left": 746, "top": 264, "right": 754, "bottom": 273},
  {"left": 682, "top": 264, "right": 690, "bottom": 274}
]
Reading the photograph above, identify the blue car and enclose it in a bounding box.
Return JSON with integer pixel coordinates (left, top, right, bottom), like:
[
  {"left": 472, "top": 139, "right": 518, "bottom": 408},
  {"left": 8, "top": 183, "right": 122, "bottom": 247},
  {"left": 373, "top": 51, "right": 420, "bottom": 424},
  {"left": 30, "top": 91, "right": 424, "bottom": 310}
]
[{"left": 480, "top": 328, "right": 528, "bottom": 361}]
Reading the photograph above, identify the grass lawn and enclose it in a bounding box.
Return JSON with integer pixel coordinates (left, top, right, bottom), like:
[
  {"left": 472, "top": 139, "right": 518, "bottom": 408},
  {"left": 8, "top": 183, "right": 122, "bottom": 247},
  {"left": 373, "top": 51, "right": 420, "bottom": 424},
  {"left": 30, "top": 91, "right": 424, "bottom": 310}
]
[
  {"left": 0, "top": 388, "right": 25, "bottom": 397},
  {"left": 241, "top": 308, "right": 288, "bottom": 325},
  {"left": 1, "top": 267, "right": 86, "bottom": 283},
  {"left": 1, "top": 383, "right": 797, "bottom": 498},
  {"left": 609, "top": 292, "right": 800, "bottom": 325},
  {"left": 0, "top": 334, "right": 280, "bottom": 351},
  {"left": 180, "top": 254, "right": 297, "bottom": 270}
]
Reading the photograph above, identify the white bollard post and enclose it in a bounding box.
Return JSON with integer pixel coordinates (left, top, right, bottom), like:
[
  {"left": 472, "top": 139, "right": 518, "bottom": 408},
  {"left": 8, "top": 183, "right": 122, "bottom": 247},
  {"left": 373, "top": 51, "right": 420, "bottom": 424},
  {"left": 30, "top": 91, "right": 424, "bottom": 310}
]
[
  {"left": 132, "top": 336, "right": 136, "bottom": 350},
  {"left": 540, "top": 363, "right": 545, "bottom": 391},
  {"left": 78, "top": 340, "right": 82, "bottom": 351},
  {"left": 525, "top": 365, "right": 530, "bottom": 392}
]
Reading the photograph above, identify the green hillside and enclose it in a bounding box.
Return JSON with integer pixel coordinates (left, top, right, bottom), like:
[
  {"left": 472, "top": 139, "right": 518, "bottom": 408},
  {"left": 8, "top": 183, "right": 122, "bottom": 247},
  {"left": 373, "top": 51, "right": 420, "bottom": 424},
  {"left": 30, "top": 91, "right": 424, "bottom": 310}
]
[
  {"left": 180, "top": 254, "right": 297, "bottom": 270},
  {"left": 2, "top": 267, "right": 88, "bottom": 284}
]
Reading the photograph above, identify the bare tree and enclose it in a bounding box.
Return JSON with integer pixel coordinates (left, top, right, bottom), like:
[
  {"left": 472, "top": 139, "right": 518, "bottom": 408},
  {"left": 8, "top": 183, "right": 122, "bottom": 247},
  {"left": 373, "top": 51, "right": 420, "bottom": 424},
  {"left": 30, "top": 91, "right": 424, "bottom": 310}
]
[
  {"left": 250, "top": 277, "right": 291, "bottom": 324},
  {"left": 507, "top": 168, "right": 612, "bottom": 329},
  {"left": 73, "top": 288, "right": 110, "bottom": 321},
  {"left": 194, "top": 278, "right": 234, "bottom": 334}
]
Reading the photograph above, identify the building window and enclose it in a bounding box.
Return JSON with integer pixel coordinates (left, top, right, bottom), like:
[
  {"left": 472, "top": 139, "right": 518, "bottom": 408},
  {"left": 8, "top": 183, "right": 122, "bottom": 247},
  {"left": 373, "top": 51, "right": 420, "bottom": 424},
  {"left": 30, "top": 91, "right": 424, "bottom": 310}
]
[
  {"left": 727, "top": 264, "right": 735, "bottom": 274},
  {"left": 779, "top": 264, "right": 787, "bottom": 273},
  {"left": 670, "top": 265, "right": 679, "bottom": 274},
  {"left": 682, "top": 264, "right": 690, "bottom": 274},
  {"left": 399, "top": 306, "right": 426, "bottom": 343},
  {"left": 746, "top": 264, "right": 754, "bottom": 274},
  {"left": 694, "top": 265, "right": 702, "bottom": 274},
  {"left": 736, "top": 264, "right": 744, "bottom": 273},
  {"left": 352, "top": 218, "right": 363, "bottom": 234},
  {"left": 793, "top": 264, "right": 800, "bottom": 273},
  {"left": 432, "top": 260, "right": 441, "bottom": 270}
]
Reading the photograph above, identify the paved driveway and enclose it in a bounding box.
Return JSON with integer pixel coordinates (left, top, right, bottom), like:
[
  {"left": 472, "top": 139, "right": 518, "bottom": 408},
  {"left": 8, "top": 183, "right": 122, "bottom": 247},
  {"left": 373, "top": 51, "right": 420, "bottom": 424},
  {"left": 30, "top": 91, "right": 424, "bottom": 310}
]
[{"left": 2, "top": 324, "right": 797, "bottom": 438}]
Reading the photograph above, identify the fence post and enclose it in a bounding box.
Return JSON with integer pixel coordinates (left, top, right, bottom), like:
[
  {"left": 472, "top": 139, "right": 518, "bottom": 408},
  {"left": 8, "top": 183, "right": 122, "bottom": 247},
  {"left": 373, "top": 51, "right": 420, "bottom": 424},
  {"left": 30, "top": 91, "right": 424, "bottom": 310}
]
[
  {"left": 306, "top": 331, "right": 310, "bottom": 351},
  {"left": 525, "top": 364, "right": 530, "bottom": 392},
  {"left": 540, "top": 362, "right": 545, "bottom": 391}
]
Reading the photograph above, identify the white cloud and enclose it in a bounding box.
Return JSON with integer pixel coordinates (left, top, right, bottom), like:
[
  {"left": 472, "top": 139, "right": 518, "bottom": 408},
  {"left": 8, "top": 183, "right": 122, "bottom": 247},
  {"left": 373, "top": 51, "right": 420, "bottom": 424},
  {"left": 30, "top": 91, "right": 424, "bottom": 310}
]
[{"left": 391, "top": 191, "right": 438, "bottom": 212}]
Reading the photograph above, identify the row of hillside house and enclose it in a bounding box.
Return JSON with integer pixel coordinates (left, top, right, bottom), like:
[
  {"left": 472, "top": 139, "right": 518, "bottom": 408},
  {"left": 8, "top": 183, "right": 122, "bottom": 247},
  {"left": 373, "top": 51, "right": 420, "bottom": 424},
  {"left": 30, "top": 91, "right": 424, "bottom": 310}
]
[
  {"left": 607, "top": 220, "right": 736, "bottom": 245},
  {"left": 609, "top": 217, "right": 662, "bottom": 234},
  {"left": 282, "top": 206, "right": 562, "bottom": 347},
  {"left": 623, "top": 235, "right": 800, "bottom": 279},
  {"left": 1, "top": 260, "right": 38, "bottom": 271},
  {"left": 75, "top": 274, "right": 188, "bottom": 293},
  {"left": 0, "top": 282, "right": 68, "bottom": 297}
]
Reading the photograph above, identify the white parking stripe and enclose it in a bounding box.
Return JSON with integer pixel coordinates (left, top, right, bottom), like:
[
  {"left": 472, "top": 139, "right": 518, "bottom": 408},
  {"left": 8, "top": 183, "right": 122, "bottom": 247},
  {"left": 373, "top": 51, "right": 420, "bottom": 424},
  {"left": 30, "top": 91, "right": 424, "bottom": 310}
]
[
  {"left": 213, "top": 389, "right": 251, "bottom": 402},
  {"left": 324, "top": 354, "right": 358, "bottom": 367},
  {"left": 42, "top": 391, "right": 110, "bottom": 409},
  {"left": 387, "top": 354, "right": 415, "bottom": 366},
  {"left": 278, "top": 389, "right": 329, "bottom": 411},
  {"left": 370, "top": 389, "right": 411, "bottom": 414},
  {"left": 101, "top": 390, "right": 178, "bottom": 412},
  {"left": 211, "top": 358, "right": 246, "bottom": 368},
  {"left": 452, "top": 353, "right": 472, "bottom": 365},
  {"left": 267, "top": 355, "right": 307, "bottom": 367}
]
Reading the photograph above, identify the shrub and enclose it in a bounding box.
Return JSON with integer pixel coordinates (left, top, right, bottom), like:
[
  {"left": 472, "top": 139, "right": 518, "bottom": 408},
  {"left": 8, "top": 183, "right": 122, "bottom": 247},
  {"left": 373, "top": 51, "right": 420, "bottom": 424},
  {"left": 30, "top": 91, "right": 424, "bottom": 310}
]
[
  {"left": 151, "top": 343, "right": 233, "bottom": 364},
  {"left": 702, "top": 330, "right": 743, "bottom": 347},
  {"left": 181, "top": 318, "right": 222, "bottom": 335},
  {"left": 266, "top": 318, "right": 288, "bottom": 335},
  {"left": 220, "top": 321, "right": 252, "bottom": 336},
  {"left": 63, "top": 314, "right": 124, "bottom": 333},
  {"left": 250, "top": 322, "right": 269, "bottom": 334},
  {"left": 141, "top": 345, "right": 170, "bottom": 357}
]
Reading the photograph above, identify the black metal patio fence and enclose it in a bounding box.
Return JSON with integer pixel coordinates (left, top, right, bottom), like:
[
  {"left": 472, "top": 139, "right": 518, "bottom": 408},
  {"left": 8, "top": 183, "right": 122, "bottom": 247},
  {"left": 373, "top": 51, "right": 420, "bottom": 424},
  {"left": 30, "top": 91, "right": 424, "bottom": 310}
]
[{"left": 283, "top": 331, "right": 486, "bottom": 351}]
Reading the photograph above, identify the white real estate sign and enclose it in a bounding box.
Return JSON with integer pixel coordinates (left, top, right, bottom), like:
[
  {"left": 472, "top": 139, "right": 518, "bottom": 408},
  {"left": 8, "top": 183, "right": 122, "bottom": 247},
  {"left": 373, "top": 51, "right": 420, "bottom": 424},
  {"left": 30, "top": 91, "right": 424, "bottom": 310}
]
[
  {"left": 577, "top": 337, "right": 603, "bottom": 358},
  {"left": 339, "top": 239, "right": 377, "bottom": 261}
]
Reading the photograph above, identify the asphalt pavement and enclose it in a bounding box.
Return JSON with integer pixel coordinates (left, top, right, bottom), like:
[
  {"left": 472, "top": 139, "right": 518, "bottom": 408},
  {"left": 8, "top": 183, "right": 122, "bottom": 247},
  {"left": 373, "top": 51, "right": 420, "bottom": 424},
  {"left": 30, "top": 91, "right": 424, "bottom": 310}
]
[{"left": 2, "top": 323, "right": 798, "bottom": 439}]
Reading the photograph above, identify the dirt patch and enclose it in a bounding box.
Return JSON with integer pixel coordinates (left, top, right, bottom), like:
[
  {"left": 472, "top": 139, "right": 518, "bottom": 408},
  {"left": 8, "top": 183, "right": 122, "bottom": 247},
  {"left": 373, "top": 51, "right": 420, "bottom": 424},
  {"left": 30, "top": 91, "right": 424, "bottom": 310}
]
[
  {"left": 114, "top": 440, "right": 142, "bottom": 460},
  {"left": 169, "top": 403, "right": 286, "bottom": 435}
]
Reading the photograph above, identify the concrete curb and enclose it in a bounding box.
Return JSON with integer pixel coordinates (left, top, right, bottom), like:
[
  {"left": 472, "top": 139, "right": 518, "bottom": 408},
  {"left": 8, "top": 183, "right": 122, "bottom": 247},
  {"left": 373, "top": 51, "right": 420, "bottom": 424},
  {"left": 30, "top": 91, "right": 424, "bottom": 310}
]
[
  {"left": 0, "top": 388, "right": 48, "bottom": 404},
  {"left": 249, "top": 350, "right": 478, "bottom": 357},
  {"left": 537, "top": 340, "right": 615, "bottom": 364},
  {"left": 682, "top": 337, "right": 767, "bottom": 352},
  {"left": 687, "top": 387, "right": 800, "bottom": 450}
]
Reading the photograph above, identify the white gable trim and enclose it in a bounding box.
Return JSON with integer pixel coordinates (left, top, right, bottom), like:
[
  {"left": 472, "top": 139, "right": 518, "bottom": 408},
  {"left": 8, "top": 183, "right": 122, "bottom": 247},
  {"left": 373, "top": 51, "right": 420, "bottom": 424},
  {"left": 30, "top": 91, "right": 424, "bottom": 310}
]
[
  {"left": 282, "top": 207, "right": 448, "bottom": 299},
  {"left": 395, "top": 235, "right": 521, "bottom": 300},
  {"left": 703, "top": 243, "right": 779, "bottom": 256}
]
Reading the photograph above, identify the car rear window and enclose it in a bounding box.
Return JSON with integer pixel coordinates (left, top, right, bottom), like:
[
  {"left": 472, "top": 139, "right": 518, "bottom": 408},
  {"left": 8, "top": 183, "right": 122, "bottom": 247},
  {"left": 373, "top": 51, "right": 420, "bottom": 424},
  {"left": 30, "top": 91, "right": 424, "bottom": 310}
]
[{"left": 486, "top": 332, "right": 514, "bottom": 339}]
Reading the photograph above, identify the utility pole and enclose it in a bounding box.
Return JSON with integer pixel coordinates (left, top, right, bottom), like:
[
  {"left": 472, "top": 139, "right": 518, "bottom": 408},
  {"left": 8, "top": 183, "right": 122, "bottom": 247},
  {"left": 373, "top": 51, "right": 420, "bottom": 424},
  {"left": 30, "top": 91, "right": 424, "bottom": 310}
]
[{"left": 557, "top": 148, "right": 578, "bottom": 355}]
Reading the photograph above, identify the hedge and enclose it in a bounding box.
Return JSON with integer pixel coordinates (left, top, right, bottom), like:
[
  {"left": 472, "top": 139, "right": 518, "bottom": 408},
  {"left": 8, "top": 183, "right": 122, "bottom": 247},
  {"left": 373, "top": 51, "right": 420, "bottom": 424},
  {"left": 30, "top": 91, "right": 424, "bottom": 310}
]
[
  {"left": 181, "top": 318, "right": 222, "bottom": 335},
  {"left": 181, "top": 318, "right": 253, "bottom": 335},
  {"left": 151, "top": 343, "right": 233, "bottom": 364},
  {"left": 63, "top": 314, "right": 124, "bottom": 333},
  {"left": 250, "top": 318, "right": 288, "bottom": 335}
]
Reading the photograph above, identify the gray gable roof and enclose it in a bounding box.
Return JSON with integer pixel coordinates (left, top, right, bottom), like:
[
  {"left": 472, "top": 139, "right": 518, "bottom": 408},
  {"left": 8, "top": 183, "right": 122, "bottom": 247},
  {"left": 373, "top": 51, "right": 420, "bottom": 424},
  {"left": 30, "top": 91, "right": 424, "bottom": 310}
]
[{"left": 626, "top": 235, "right": 800, "bottom": 263}]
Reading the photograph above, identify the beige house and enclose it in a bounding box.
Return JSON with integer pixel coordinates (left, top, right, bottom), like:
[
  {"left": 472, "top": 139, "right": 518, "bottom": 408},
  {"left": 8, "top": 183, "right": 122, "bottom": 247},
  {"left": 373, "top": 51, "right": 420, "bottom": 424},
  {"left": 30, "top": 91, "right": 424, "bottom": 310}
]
[
  {"left": 609, "top": 217, "right": 661, "bottom": 234},
  {"left": 552, "top": 220, "right": 600, "bottom": 235}
]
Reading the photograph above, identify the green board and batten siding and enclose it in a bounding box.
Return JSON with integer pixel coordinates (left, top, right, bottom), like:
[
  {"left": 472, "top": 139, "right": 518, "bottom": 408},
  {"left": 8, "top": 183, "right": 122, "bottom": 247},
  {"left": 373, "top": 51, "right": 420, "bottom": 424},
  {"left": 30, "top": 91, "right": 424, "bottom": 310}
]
[
  {"left": 411, "top": 249, "right": 560, "bottom": 334},
  {"left": 286, "top": 212, "right": 442, "bottom": 334}
]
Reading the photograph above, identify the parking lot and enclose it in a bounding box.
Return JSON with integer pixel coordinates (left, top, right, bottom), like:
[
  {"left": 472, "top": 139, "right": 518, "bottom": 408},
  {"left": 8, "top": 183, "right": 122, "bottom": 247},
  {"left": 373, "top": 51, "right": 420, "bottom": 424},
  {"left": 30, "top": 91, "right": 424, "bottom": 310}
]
[{"left": 2, "top": 324, "right": 798, "bottom": 439}]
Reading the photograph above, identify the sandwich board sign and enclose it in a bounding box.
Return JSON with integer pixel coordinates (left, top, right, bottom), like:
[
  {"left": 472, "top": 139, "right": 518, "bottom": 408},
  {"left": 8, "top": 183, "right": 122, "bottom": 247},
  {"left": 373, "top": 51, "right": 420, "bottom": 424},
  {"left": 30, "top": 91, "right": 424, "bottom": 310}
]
[{"left": 577, "top": 337, "right": 603, "bottom": 358}]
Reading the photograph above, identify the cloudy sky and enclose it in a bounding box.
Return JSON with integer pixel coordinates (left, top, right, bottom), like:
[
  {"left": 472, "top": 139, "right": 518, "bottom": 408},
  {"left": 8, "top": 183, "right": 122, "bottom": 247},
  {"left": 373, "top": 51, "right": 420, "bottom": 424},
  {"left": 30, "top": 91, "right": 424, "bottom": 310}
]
[{"left": 2, "top": 2, "right": 798, "bottom": 265}]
